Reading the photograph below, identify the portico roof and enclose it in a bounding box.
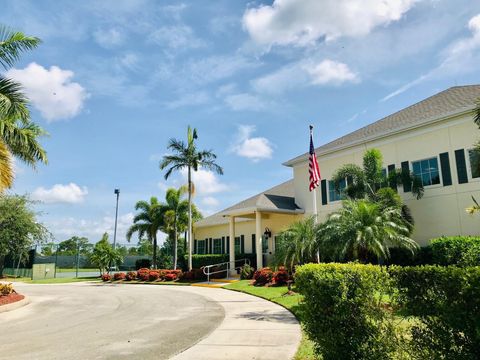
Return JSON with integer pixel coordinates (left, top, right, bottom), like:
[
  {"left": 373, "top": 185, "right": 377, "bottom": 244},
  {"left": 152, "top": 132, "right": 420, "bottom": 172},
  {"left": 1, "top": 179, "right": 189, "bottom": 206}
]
[{"left": 194, "top": 179, "right": 303, "bottom": 228}]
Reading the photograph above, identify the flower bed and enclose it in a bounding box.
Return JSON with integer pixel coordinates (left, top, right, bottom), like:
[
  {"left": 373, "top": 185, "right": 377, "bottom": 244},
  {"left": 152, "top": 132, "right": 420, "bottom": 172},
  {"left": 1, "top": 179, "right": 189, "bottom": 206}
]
[
  {"left": 0, "top": 282, "right": 24, "bottom": 306},
  {"left": 102, "top": 269, "right": 184, "bottom": 283}
]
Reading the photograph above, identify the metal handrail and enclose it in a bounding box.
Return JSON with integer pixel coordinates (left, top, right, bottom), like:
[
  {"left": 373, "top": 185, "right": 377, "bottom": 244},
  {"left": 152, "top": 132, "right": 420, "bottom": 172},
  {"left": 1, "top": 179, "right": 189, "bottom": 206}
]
[{"left": 202, "top": 258, "right": 251, "bottom": 283}]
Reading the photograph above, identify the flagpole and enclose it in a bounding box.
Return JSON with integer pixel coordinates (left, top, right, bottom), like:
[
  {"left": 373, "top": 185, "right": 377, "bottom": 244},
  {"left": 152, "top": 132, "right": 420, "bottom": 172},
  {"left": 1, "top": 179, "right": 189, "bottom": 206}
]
[{"left": 310, "top": 125, "right": 320, "bottom": 263}]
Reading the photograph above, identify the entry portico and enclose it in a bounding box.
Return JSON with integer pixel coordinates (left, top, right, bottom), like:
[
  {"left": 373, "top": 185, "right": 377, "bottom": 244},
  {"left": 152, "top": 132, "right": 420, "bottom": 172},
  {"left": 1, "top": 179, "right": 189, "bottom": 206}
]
[{"left": 193, "top": 180, "right": 304, "bottom": 269}]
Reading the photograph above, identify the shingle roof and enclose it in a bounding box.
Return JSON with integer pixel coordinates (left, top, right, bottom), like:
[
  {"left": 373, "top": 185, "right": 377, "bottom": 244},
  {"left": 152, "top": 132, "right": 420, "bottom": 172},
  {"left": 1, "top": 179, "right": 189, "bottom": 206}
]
[
  {"left": 284, "top": 85, "right": 480, "bottom": 166},
  {"left": 194, "top": 179, "right": 300, "bottom": 227}
]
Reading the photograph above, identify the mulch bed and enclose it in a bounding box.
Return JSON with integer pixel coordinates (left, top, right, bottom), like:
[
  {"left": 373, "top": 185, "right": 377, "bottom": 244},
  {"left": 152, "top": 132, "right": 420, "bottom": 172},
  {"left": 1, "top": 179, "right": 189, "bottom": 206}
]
[{"left": 0, "top": 293, "right": 24, "bottom": 306}]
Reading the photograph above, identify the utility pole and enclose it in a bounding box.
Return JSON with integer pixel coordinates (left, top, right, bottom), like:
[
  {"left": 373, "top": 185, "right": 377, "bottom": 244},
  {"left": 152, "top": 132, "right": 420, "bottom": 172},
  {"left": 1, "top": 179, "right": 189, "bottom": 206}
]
[{"left": 113, "top": 189, "right": 120, "bottom": 249}]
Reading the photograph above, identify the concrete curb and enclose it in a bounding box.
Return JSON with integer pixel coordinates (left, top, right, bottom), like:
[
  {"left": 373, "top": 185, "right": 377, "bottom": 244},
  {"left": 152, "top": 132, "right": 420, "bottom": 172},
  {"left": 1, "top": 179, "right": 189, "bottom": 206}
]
[{"left": 0, "top": 295, "right": 29, "bottom": 313}]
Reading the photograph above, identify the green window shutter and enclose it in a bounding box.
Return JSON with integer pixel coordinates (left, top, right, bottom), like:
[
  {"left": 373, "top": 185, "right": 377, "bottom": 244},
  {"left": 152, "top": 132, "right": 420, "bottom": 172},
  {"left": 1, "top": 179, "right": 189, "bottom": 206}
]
[
  {"left": 240, "top": 235, "right": 245, "bottom": 254},
  {"left": 439, "top": 152, "right": 452, "bottom": 186},
  {"left": 226, "top": 236, "right": 230, "bottom": 254},
  {"left": 251, "top": 234, "right": 256, "bottom": 254},
  {"left": 209, "top": 238, "right": 213, "bottom": 254},
  {"left": 221, "top": 236, "right": 225, "bottom": 253},
  {"left": 205, "top": 238, "right": 208, "bottom": 254},
  {"left": 321, "top": 179, "right": 327, "bottom": 205},
  {"left": 194, "top": 240, "right": 197, "bottom": 254},
  {"left": 455, "top": 149, "right": 468, "bottom": 184},
  {"left": 387, "top": 164, "right": 397, "bottom": 191},
  {"left": 401, "top": 161, "right": 411, "bottom": 192}
]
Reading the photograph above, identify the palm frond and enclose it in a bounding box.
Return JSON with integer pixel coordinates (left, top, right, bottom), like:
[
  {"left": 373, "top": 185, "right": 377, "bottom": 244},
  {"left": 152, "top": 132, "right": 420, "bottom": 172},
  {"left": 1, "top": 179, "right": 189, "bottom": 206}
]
[
  {"left": 0, "top": 139, "right": 13, "bottom": 191},
  {"left": 0, "top": 76, "right": 29, "bottom": 122},
  {"left": 0, "top": 25, "right": 41, "bottom": 70}
]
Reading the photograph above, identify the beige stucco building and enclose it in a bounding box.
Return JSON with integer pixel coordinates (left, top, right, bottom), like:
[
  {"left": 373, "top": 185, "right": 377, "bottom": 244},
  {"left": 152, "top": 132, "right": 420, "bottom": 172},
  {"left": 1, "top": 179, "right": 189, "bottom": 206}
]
[{"left": 194, "top": 85, "right": 480, "bottom": 269}]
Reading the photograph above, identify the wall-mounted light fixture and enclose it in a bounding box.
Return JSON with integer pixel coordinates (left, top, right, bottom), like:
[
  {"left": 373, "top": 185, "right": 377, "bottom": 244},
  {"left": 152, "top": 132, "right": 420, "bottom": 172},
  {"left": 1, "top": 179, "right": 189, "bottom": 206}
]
[{"left": 264, "top": 227, "right": 272, "bottom": 239}]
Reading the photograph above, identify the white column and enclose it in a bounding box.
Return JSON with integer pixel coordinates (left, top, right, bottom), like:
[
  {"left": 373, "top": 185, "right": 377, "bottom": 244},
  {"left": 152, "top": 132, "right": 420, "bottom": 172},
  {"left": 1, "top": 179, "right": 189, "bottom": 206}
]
[
  {"left": 255, "top": 211, "right": 263, "bottom": 269},
  {"left": 229, "top": 216, "right": 235, "bottom": 275}
]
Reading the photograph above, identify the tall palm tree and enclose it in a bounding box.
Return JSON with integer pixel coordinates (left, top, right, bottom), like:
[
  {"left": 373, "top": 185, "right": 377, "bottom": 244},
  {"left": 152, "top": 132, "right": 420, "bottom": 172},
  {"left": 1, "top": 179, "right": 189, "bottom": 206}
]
[
  {"left": 160, "top": 126, "right": 223, "bottom": 270},
  {"left": 162, "top": 186, "right": 189, "bottom": 270},
  {"left": 274, "top": 216, "right": 319, "bottom": 271},
  {"left": 319, "top": 199, "right": 418, "bottom": 262},
  {"left": 0, "top": 25, "right": 47, "bottom": 192},
  {"left": 126, "top": 197, "right": 163, "bottom": 268}
]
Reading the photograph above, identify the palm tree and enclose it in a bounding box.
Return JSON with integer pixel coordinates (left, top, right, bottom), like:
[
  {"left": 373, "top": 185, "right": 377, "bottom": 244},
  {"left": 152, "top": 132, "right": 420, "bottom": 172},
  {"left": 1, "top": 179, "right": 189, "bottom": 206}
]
[
  {"left": 274, "top": 216, "right": 319, "bottom": 271},
  {"left": 126, "top": 197, "right": 163, "bottom": 268},
  {"left": 319, "top": 199, "right": 418, "bottom": 262},
  {"left": 0, "top": 25, "right": 47, "bottom": 191},
  {"left": 90, "top": 232, "right": 123, "bottom": 274},
  {"left": 160, "top": 126, "right": 223, "bottom": 270},
  {"left": 162, "top": 186, "right": 189, "bottom": 270}
]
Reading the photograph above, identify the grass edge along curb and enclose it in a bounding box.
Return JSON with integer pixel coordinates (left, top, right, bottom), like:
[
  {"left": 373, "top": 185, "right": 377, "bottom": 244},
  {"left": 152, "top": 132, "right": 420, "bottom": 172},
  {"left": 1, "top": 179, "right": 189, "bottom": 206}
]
[{"left": 223, "top": 281, "right": 315, "bottom": 360}]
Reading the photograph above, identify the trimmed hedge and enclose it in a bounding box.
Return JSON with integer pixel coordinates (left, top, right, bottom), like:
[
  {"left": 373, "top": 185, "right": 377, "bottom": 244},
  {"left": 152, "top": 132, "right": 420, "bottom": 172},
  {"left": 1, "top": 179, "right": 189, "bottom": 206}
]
[
  {"left": 295, "top": 263, "right": 397, "bottom": 360},
  {"left": 430, "top": 236, "right": 480, "bottom": 266},
  {"left": 390, "top": 265, "right": 480, "bottom": 360}
]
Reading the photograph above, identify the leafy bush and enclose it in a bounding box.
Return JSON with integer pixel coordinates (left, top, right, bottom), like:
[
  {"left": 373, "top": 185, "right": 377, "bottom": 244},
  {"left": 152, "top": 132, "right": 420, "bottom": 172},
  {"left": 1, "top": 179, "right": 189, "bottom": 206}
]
[
  {"left": 430, "top": 236, "right": 480, "bottom": 266},
  {"left": 273, "top": 266, "right": 289, "bottom": 286},
  {"left": 181, "top": 268, "right": 206, "bottom": 281},
  {"left": 164, "top": 273, "right": 176, "bottom": 281},
  {"left": 295, "top": 263, "right": 397, "bottom": 360},
  {"left": 135, "top": 258, "right": 151, "bottom": 270},
  {"left": 137, "top": 268, "right": 150, "bottom": 281},
  {"left": 0, "top": 282, "right": 14, "bottom": 296},
  {"left": 148, "top": 270, "right": 160, "bottom": 281},
  {"left": 460, "top": 243, "right": 480, "bottom": 267},
  {"left": 125, "top": 271, "right": 136, "bottom": 281},
  {"left": 253, "top": 267, "right": 273, "bottom": 286},
  {"left": 101, "top": 273, "right": 111, "bottom": 282},
  {"left": 240, "top": 264, "right": 254, "bottom": 280},
  {"left": 385, "top": 246, "right": 432, "bottom": 266},
  {"left": 389, "top": 265, "right": 480, "bottom": 359},
  {"left": 113, "top": 272, "right": 126, "bottom": 281}
]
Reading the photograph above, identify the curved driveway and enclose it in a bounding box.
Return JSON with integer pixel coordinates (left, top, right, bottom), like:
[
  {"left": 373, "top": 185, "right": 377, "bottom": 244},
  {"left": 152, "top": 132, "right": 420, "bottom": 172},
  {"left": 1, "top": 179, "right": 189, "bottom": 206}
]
[{"left": 0, "top": 282, "right": 301, "bottom": 360}]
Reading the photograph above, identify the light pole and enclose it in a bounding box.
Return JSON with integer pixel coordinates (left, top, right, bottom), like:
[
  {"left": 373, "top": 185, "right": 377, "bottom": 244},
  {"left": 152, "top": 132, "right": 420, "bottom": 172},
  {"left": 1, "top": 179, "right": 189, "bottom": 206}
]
[{"left": 113, "top": 188, "right": 120, "bottom": 249}]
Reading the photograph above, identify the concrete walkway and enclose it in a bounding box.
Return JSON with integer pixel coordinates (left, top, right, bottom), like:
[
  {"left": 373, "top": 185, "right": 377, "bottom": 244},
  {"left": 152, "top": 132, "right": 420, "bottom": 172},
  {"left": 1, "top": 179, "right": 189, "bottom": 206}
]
[
  {"left": 1, "top": 282, "right": 301, "bottom": 360},
  {"left": 170, "top": 286, "right": 301, "bottom": 360}
]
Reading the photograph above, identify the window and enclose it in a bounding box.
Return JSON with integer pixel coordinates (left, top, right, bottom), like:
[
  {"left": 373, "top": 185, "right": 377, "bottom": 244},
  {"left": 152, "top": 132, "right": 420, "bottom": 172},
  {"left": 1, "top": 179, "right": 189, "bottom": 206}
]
[
  {"left": 328, "top": 178, "right": 347, "bottom": 202},
  {"left": 412, "top": 157, "right": 440, "bottom": 186},
  {"left": 381, "top": 168, "right": 388, "bottom": 188},
  {"left": 262, "top": 235, "right": 268, "bottom": 253},
  {"left": 468, "top": 149, "right": 480, "bottom": 179},
  {"left": 197, "top": 240, "right": 205, "bottom": 254},
  {"left": 235, "top": 237, "right": 241, "bottom": 254},
  {"left": 213, "top": 238, "right": 222, "bottom": 254}
]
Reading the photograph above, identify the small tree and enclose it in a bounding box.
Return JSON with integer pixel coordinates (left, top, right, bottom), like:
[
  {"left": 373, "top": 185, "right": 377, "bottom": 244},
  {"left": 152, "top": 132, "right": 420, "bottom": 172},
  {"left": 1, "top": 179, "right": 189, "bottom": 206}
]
[
  {"left": 89, "top": 233, "right": 122, "bottom": 274},
  {"left": 0, "top": 194, "right": 50, "bottom": 276}
]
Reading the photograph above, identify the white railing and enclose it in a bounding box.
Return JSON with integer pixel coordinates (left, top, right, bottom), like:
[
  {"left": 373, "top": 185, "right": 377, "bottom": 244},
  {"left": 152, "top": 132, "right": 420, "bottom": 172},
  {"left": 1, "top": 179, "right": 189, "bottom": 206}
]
[{"left": 202, "top": 258, "right": 250, "bottom": 283}]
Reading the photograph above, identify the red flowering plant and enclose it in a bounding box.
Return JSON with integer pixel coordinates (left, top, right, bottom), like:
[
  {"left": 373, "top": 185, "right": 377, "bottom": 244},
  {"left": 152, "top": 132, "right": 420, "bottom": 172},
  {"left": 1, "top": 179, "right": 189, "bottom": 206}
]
[
  {"left": 137, "top": 268, "right": 150, "bottom": 281},
  {"left": 125, "top": 271, "right": 137, "bottom": 281},
  {"left": 101, "top": 273, "right": 111, "bottom": 282},
  {"left": 164, "top": 273, "right": 177, "bottom": 281},
  {"left": 113, "top": 272, "right": 126, "bottom": 281},
  {"left": 273, "top": 266, "right": 289, "bottom": 286},
  {"left": 253, "top": 267, "right": 274, "bottom": 286},
  {"left": 148, "top": 270, "right": 160, "bottom": 281}
]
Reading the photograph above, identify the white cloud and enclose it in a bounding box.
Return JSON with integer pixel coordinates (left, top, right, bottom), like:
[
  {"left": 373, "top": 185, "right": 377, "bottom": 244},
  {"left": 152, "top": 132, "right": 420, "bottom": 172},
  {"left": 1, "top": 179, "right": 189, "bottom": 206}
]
[
  {"left": 231, "top": 125, "right": 273, "bottom": 162},
  {"left": 225, "top": 93, "right": 266, "bottom": 111},
  {"left": 180, "top": 168, "right": 229, "bottom": 195},
  {"left": 32, "top": 183, "right": 88, "bottom": 204},
  {"left": 243, "top": 0, "right": 417, "bottom": 48},
  {"left": 306, "top": 59, "right": 359, "bottom": 85},
  {"left": 93, "top": 28, "right": 124, "bottom": 48},
  {"left": 202, "top": 196, "right": 220, "bottom": 207},
  {"left": 382, "top": 13, "right": 480, "bottom": 101},
  {"left": 148, "top": 25, "right": 205, "bottom": 50},
  {"left": 253, "top": 59, "right": 358, "bottom": 95},
  {"left": 6, "top": 63, "right": 88, "bottom": 121}
]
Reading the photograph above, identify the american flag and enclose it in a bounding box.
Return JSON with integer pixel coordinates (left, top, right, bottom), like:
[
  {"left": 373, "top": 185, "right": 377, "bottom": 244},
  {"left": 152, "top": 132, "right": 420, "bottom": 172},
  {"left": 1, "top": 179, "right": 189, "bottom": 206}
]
[{"left": 309, "top": 126, "right": 321, "bottom": 191}]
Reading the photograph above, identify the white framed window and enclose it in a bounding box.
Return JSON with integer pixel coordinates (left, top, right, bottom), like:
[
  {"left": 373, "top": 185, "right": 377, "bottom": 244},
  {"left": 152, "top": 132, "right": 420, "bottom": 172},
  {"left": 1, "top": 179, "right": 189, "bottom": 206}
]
[
  {"left": 213, "top": 238, "right": 222, "bottom": 254},
  {"left": 197, "top": 240, "right": 206, "bottom": 254},
  {"left": 467, "top": 149, "right": 480, "bottom": 180},
  {"left": 235, "top": 237, "right": 241, "bottom": 254},
  {"left": 328, "top": 178, "right": 347, "bottom": 202},
  {"left": 411, "top": 157, "right": 441, "bottom": 186}
]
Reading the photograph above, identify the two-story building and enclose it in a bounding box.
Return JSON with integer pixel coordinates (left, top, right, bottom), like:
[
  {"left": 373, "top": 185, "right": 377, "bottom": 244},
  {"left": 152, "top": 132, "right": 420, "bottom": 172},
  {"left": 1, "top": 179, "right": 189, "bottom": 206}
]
[{"left": 194, "top": 85, "right": 480, "bottom": 269}]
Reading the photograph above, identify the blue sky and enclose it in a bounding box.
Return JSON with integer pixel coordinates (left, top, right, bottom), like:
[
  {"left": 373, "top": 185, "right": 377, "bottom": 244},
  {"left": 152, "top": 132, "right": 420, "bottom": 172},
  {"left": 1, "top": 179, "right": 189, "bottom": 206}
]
[{"left": 2, "top": 0, "right": 480, "bottom": 245}]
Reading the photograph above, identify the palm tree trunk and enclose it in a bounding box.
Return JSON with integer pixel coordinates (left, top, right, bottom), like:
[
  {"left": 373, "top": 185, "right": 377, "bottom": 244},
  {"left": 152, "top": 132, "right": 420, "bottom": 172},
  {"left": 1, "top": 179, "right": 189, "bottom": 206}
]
[
  {"left": 173, "top": 217, "right": 178, "bottom": 270},
  {"left": 188, "top": 166, "right": 193, "bottom": 271},
  {"left": 153, "top": 234, "right": 158, "bottom": 269}
]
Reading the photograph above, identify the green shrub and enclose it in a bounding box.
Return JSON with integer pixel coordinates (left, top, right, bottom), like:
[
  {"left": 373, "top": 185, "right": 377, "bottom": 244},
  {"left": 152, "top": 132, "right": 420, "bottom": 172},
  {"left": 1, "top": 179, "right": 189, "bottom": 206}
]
[
  {"left": 389, "top": 265, "right": 480, "bottom": 360},
  {"left": 135, "top": 258, "right": 151, "bottom": 270},
  {"left": 295, "top": 263, "right": 397, "bottom": 360},
  {"left": 460, "top": 243, "right": 480, "bottom": 267},
  {"left": 430, "top": 236, "right": 480, "bottom": 266},
  {"left": 240, "top": 264, "right": 254, "bottom": 280},
  {"left": 385, "top": 246, "right": 432, "bottom": 266}
]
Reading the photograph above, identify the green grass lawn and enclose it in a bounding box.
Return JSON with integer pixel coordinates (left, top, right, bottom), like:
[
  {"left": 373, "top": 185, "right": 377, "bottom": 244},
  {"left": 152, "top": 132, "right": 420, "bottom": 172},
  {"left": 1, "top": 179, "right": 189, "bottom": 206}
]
[{"left": 224, "top": 280, "right": 317, "bottom": 360}]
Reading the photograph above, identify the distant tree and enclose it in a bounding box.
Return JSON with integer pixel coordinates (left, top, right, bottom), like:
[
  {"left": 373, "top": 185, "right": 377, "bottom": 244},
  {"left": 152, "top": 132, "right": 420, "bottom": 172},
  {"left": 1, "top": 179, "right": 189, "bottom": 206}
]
[
  {"left": 0, "top": 194, "right": 50, "bottom": 276},
  {"left": 89, "top": 232, "right": 122, "bottom": 274},
  {"left": 0, "top": 25, "right": 47, "bottom": 191},
  {"left": 126, "top": 197, "right": 163, "bottom": 268},
  {"left": 41, "top": 242, "right": 55, "bottom": 256},
  {"left": 57, "top": 236, "right": 92, "bottom": 256},
  {"left": 160, "top": 126, "right": 222, "bottom": 270}
]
